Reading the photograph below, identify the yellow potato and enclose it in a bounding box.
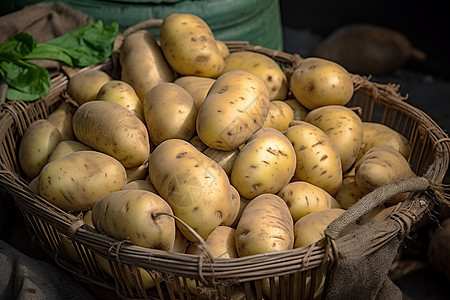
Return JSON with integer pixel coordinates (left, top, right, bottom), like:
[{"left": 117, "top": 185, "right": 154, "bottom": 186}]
[
  {"left": 143, "top": 82, "right": 198, "bottom": 146},
  {"left": 47, "top": 140, "right": 93, "bottom": 163},
  {"left": 122, "top": 179, "right": 158, "bottom": 193},
  {"left": 196, "top": 70, "right": 270, "bottom": 151},
  {"left": 96, "top": 80, "right": 145, "bottom": 122},
  {"left": 46, "top": 101, "right": 75, "bottom": 140},
  {"left": 173, "top": 76, "right": 216, "bottom": 109},
  {"left": 284, "top": 99, "right": 309, "bottom": 121},
  {"left": 67, "top": 69, "right": 112, "bottom": 105},
  {"left": 125, "top": 162, "right": 149, "bottom": 183},
  {"left": 18, "top": 119, "right": 63, "bottom": 179},
  {"left": 221, "top": 185, "right": 241, "bottom": 227},
  {"left": 120, "top": 30, "right": 175, "bottom": 102},
  {"left": 186, "top": 226, "right": 238, "bottom": 259},
  {"left": 220, "top": 51, "right": 288, "bottom": 100},
  {"left": 290, "top": 57, "right": 354, "bottom": 110},
  {"left": 262, "top": 100, "right": 294, "bottom": 131},
  {"left": 334, "top": 178, "right": 364, "bottom": 209},
  {"left": 216, "top": 40, "right": 230, "bottom": 58},
  {"left": 39, "top": 151, "right": 127, "bottom": 211},
  {"left": 202, "top": 147, "right": 240, "bottom": 176},
  {"left": 159, "top": 13, "right": 224, "bottom": 77}
]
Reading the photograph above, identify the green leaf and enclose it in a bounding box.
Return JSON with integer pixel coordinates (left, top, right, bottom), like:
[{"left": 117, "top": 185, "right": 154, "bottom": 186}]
[
  {"left": 0, "top": 60, "right": 50, "bottom": 101},
  {"left": 23, "top": 44, "right": 74, "bottom": 67},
  {"left": 0, "top": 32, "right": 36, "bottom": 61}
]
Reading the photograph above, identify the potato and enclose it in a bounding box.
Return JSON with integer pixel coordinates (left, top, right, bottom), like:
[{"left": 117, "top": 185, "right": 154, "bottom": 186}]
[
  {"left": 72, "top": 100, "right": 150, "bottom": 168},
  {"left": 202, "top": 147, "right": 240, "bottom": 176},
  {"left": 92, "top": 190, "right": 175, "bottom": 251},
  {"left": 304, "top": 105, "right": 363, "bottom": 172},
  {"left": 196, "top": 70, "right": 270, "bottom": 151},
  {"left": 334, "top": 178, "right": 364, "bottom": 209},
  {"left": 235, "top": 194, "right": 294, "bottom": 257},
  {"left": 19, "top": 119, "right": 63, "bottom": 179},
  {"left": 39, "top": 151, "right": 127, "bottom": 211},
  {"left": 143, "top": 82, "right": 198, "bottom": 146},
  {"left": 159, "top": 13, "right": 224, "bottom": 77},
  {"left": 186, "top": 226, "right": 238, "bottom": 259},
  {"left": 284, "top": 99, "right": 309, "bottom": 121},
  {"left": 359, "top": 121, "right": 412, "bottom": 161},
  {"left": 231, "top": 127, "right": 296, "bottom": 199},
  {"left": 294, "top": 208, "right": 346, "bottom": 248},
  {"left": 354, "top": 145, "right": 416, "bottom": 204},
  {"left": 47, "top": 140, "right": 93, "bottom": 163},
  {"left": 219, "top": 51, "right": 288, "bottom": 100},
  {"left": 122, "top": 179, "right": 158, "bottom": 193},
  {"left": 67, "top": 69, "right": 112, "bottom": 105},
  {"left": 173, "top": 76, "right": 216, "bottom": 109},
  {"left": 278, "top": 181, "right": 335, "bottom": 222},
  {"left": 290, "top": 57, "right": 354, "bottom": 110},
  {"left": 285, "top": 121, "right": 343, "bottom": 195},
  {"left": 231, "top": 196, "right": 251, "bottom": 228},
  {"left": 262, "top": 100, "right": 294, "bottom": 131},
  {"left": 148, "top": 139, "right": 232, "bottom": 241},
  {"left": 96, "top": 80, "right": 145, "bottom": 122},
  {"left": 125, "top": 162, "right": 149, "bottom": 183},
  {"left": 221, "top": 185, "right": 241, "bottom": 227},
  {"left": 172, "top": 227, "right": 189, "bottom": 253},
  {"left": 120, "top": 30, "right": 175, "bottom": 102},
  {"left": 46, "top": 101, "right": 74, "bottom": 140},
  {"left": 216, "top": 40, "right": 230, "bottom": 58}
]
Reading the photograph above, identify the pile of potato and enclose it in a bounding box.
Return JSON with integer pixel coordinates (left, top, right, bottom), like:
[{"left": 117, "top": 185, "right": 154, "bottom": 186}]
[{"left": 19, "top": 13, "right": 416, "bottom": 295}]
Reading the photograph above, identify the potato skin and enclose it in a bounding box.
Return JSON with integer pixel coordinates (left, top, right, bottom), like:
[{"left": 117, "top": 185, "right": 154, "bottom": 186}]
[
  {"left": 235, "top": 194, "right": 294, "bottom": 257},
  {"left": 262, "top": 100, "right": 294, "bottom": 131},
  {"left": 39, "top": 151, "right": 127, "bottom": 211},
  {"left": 148, "top": 139, "right": 231, "bottom": 241},
  {"left": 159, "top": 13, "right": 224, "bottom": 77},
  {"left": 46, "top": 101, "right": 75, "bottom": 140},
  {"left": 304, "top": 105, "right": 363, "bottom": 172},
  {"left": 231, "top": 127, "right": 296, "bottom": 199},
  {"left": 120, "top": 30, "right": 175, "bottom": 102},
  {"left": 19, "top": 119, "right": 63, "bottom": 179},
  {"left": 285, "top": 121, "right": 343, "bottom": 195},
  {"left": 196, "top": 70, "right": 270, "bottom": 150},
  {"left": 67, "top": 69, "right": 112, "bottom": 105},
  {"left": 174, "top": 76, "right": 216, "bottom": 109},
  {"left": 92, "top": 190, "right": 175, "bottom": 251},
  {"left": 47, "top": 140, "right": 93, "bottom": 163},
  {"left": 143, "top": 82, "right": 198, "bottom": 146},
  {"left": 73, "top": 100, "right": 150, "bottom": 168},
  {"left": 290, "top": 57, "right": 354, "bottom": 110},
  {"left": 186, "top": 225, "right": 238, "bottom": 259}
]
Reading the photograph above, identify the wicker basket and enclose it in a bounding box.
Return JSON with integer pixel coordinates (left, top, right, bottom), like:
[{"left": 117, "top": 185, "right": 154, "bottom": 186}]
[{"left": 1, "top": 19, "right": 449, "bottom": 300}]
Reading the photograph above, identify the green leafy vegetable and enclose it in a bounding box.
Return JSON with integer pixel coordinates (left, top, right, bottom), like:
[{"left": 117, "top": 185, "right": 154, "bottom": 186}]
[{"left": 0, "top": 19, "right": 119, "bottom": 101}]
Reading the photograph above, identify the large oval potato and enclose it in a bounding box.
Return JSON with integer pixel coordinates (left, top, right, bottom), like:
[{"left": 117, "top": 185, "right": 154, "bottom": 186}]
[
  {"left": 278, "top": 181, "right": 335, "bottom": 222},
  {"left": 231, "top": 127, "right": 296, "bottom": 199},
  {"left": 219, "top": 51, "right": 288, "bottom": 100},
  {"left": 143, "top": 82, "right": 198, "bottom": 146},
  {"left": 174, "top": 76, "right": 216, "bottom": 109},
  {"left": 285, "top": 121, "right": 343, "bottom": 195},
  {"left": 67, "top": 69, "right": 112, "bottom": 105},
  {"left": 290, "top": 57, "right": 354, "bottom": 110},
  {"left": 120, "top": 30, "right": 175, "bottom": 102},
  {"left": 235, "top": 193, "right": 294, "bottom": 257},
  {"left": 73, "top": 100, "right": 150, "bottom": 168},
  {"left": 159, "top": 13, "right": 224, "bottom": 77},
  {"left": 19, "top": 119, "right": 63, "bottom": 179},
  {"left": 304, "top": 105, "right": 363, "bottom": 172},
  {"left": 148, "top": 139, "right": 231, "bottom": 242},
  {"left": 39, "top": 151, "right": 127, "bottom": 211},
  {"left": 196, "top": 70, "right": 270, "bottom": 150},
  {"left": 92, "top": 190, "right": 175, "bottom": 251},
  {"left": 96, "top": 80, "right": 145, "bottom": 122}
]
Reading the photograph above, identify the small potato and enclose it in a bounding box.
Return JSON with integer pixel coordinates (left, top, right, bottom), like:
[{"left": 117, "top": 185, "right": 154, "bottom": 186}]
[
  {"left": 231, "top": 127, "right": 296, "bottom": 199},
  {"left": 174, "top": 76, "right": 216, "bottom": 109},
  {"left": 278, "top": 181, "right": 335, "bottom": 222},
  {"left": 196, "top": 70, "right": 270, "bottom": 151},
  {"left": 359, "top": 122, "right": 412, "bottom": 161},
  {"left": 19, "top": 119, "right": 63, "bottom": 179},
  {"left": 231, "top": 196, "right": 251, "bottom": 228},
  {"left": 220, "top": 51, "right": 288, "bottom": 100},
  {"left": 125, "top": 162, "right": 149, "bottom": 183},
  {"left": 284, "top": 99, "right": 309, "bottom": 121},
  {"left": 221, "top": 185, "right": 241, "bottom": 227},
  {"left": 144, "top": 82, "right": 198, "bottom": 146},
  {"left": 186, "top": 226, "right": 238, "bottom": 259},
  {"left": 92, "top": 190, "right": 175, "bottom": 251},
  {"left": 39, "top": 151, "right": 127, "bottom": 211},
  {"left": 67, "top": 69, "right": 112, "bottom": 105},
  {"left": 290, "top": 57, "right": 354, "bottom": 110},
  {"left": 334, "top": 178, "right": 364, "bottom": 209},
  {"left": 159, "top": 13, "right": 225, "bottom": 77},
  {"left": 262, "top": 100, "right": 294, "bottom": 131},
  {"left": 96, "top": 80, "right": 145, "bottom": 122},
  {"left": 202, "top": 147, "right": 240, "bottom": 176},
  {"left": 46, "top": 101, "right": 75, "bottom": 140},
  {"left": 172, "top": 227, "right": 190, "bottom": 253},
  {"left": 216, "top": 40, "right": 230, "bottom": 58},
  {"left": 73, "top": 101, "right": 150, "bottom": 168},
  {"left": 122, "top": 179, "right": 158, "bottom": 193},
  {"left": 304, "top": 105, "right": 363, "bottom": 172},
  {"left": 47, "top": 140, "right": 93, "bottom": 163},
  {"left": 285, "top": 121, "right": 343, "bottom": 195},
  {"left": 120, "top": 30, "right": 175, "bottom": 102},
  {"left": 235, "top": 194, "right": 294, "bottom": 257},
  {"left": 294, "top": 208, "right": 346, "bottom": 248}
]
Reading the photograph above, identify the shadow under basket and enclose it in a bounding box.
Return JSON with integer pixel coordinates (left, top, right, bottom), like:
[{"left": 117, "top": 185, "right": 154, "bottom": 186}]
[{"left": 1, "top": 21, "right": 450, "bottom": 300}]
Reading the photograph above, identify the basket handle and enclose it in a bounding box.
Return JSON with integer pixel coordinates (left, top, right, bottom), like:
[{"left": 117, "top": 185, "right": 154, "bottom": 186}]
[{"left": 324, "top": 176, "right": 436, "bottom": 240}]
